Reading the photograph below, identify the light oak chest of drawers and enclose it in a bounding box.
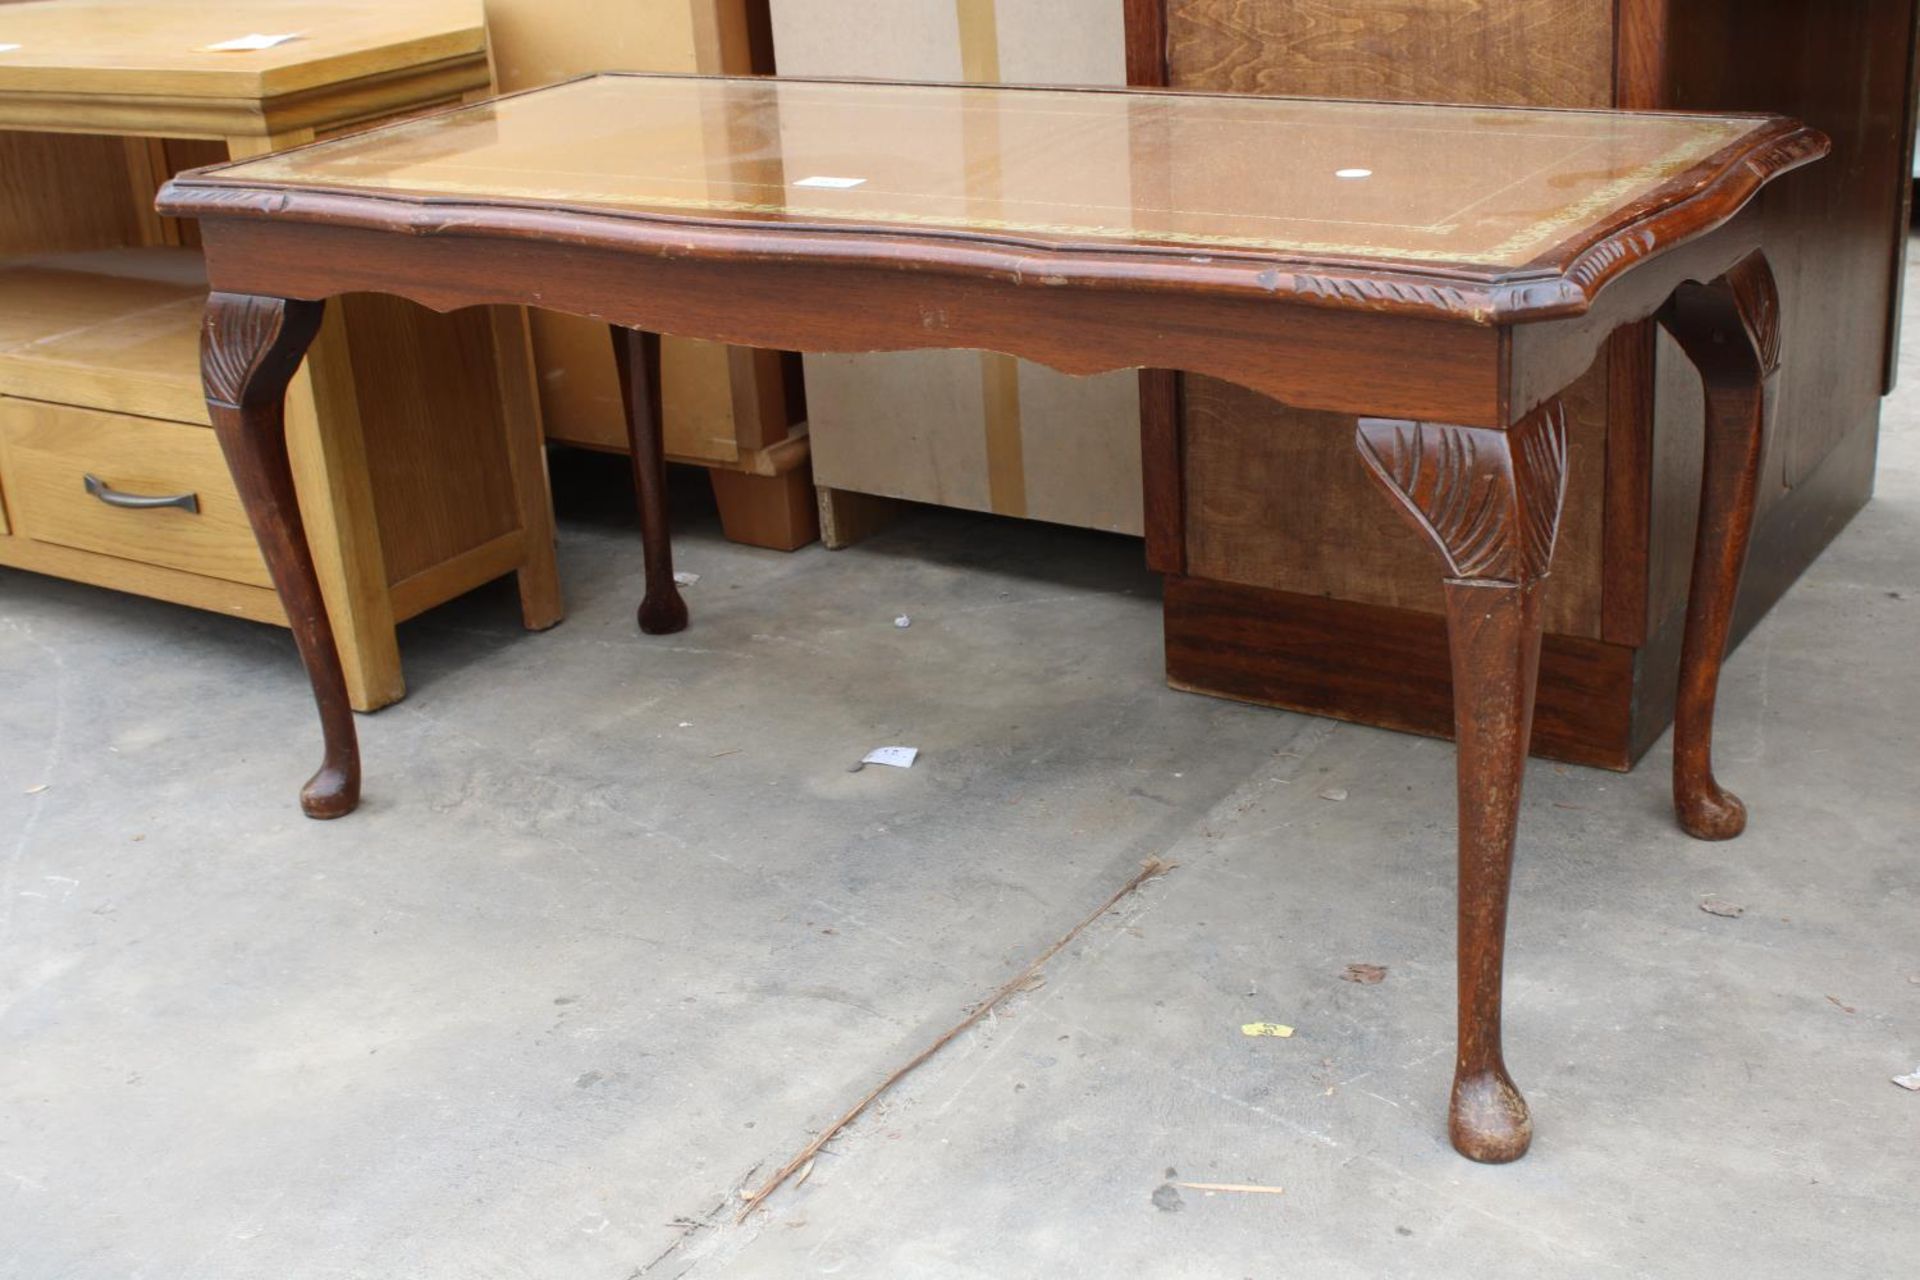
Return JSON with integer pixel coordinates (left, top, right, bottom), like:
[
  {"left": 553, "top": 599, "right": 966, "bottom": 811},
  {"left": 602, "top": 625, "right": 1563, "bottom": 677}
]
[{"left": 0, "top": 0, "right": 562, "bottom": 710}]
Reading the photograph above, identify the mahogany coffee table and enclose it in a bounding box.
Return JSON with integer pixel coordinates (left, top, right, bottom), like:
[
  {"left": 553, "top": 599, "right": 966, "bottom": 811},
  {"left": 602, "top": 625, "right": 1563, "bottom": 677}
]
[{"left": 157, "top": 73, "right": 1826, "bottom": 1162}]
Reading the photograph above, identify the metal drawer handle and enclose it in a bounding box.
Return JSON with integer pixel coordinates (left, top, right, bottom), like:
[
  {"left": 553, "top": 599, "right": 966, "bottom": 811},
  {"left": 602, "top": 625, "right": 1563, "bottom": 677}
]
[{"left": 83, "top": 473, "right": 200, "bottom": 515}]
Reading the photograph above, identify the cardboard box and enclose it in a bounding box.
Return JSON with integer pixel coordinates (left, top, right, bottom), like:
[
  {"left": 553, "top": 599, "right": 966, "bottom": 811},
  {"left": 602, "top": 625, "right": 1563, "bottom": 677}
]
[{"left": 767, "top": 0, "right": 1143, "bottom": 534}]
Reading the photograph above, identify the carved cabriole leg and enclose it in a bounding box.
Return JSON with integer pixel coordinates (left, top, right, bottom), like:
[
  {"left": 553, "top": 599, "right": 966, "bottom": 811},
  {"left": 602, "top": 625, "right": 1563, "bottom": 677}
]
[
  {"left": 1356, "top": 400, "right": 1570, "bottom": 1163},
  {"left": 610, "top": 326, "right": 689, "bottom": 635},
  {"left": 201, "top": 292, "right": 358, "bottom": 819},
  {"left": 1657, "top": 252, "right": 1781, "bottom": 841}
]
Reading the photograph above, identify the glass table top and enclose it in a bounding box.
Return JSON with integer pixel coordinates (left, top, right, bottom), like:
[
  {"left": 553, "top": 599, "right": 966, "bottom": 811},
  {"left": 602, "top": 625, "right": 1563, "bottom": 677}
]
[{"left": 207, "top": 74, "right": 1768, "bottom": 269}]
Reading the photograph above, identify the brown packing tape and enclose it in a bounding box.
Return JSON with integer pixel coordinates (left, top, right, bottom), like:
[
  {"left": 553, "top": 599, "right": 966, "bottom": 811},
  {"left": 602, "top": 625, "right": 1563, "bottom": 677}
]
[
  {"left": 980, "top": 353, "right": 1027, "bottom": 517},
  {"left": 955, "top": 0, "right": 1028, "bottom": 517},
  {"left": 954, "top": 0, "right": 1000, "bottom": 82}
]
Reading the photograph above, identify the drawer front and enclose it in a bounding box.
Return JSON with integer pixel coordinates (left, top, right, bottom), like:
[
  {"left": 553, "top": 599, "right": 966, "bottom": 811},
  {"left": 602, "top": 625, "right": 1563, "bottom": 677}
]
[{"left": 0, "top": 399, "right": 270, "bottom": 589}]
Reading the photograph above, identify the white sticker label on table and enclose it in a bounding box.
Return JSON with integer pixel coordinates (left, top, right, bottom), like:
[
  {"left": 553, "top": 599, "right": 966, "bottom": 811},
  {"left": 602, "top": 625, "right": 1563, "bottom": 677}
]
[
  {"left": 861, "top": 746, "right": 918, "bottom": 769},
  {"left": 794, "top": 176, "right": 867, "bottom": 189},
  {"left": 204, "top": 33, "right": 303, "bottom": 52},
  {"left": 0, "top": 45, "right": 21, "bottom": 54}
]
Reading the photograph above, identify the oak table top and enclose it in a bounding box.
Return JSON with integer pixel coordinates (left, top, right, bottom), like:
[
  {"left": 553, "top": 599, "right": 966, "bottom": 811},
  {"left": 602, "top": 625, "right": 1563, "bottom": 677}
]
[
  {"left": 0, "top": 0, "right": 487, "bottom": 136},
  {"left": 157, "top": 73, "right": 1825, "bottom": 1170}
]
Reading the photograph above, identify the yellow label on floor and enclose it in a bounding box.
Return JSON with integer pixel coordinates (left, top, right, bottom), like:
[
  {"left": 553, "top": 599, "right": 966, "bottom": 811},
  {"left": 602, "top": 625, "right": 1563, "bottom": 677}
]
[{"left": 1240, "top": 1023, "right": 1295, "bottom": 1038}]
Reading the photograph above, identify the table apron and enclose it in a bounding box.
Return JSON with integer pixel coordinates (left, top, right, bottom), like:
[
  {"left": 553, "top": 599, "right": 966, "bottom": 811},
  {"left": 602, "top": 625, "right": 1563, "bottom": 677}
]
[
  {"left": 198, "top": 217, "right": 1512, "bottom": 427},
  {"left": 1509, "top": 207, "right": 1765, "bottom": 419}
]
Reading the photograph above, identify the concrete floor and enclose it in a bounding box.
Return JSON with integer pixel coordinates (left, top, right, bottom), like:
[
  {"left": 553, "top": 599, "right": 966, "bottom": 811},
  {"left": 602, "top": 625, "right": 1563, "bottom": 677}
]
[{"left": 5, "top": 265, "right": 1920, "bottom": 1279}]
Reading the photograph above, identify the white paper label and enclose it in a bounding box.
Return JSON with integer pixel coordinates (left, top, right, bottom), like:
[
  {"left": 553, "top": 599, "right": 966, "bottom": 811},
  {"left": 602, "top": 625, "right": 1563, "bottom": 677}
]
[
  {"left": 0, "top": 44, "right": 22, "bottom": 54},
  {"left": 204, "top": 33, "right": 303, "bottom": 52},
  {"left": 860, "top": 746, "right": 918, "bottom": 769},
  {"left": 794, "top": 175, "right": 867, "bottom": 189}
]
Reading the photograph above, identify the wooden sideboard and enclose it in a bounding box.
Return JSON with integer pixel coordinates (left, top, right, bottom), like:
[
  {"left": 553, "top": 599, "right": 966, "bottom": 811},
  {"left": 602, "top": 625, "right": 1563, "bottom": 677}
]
[
  {"left": 0, "top": 0, "right": 561, "bottom": 711},
  {"left": 1128, "top": 0, "right": 1919, "bottom": 768}
]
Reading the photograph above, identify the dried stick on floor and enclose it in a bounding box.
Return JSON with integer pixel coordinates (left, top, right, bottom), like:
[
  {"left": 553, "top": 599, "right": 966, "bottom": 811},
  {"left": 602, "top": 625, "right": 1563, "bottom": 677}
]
[{"left": 736, "top": 857, "right": 1175, "bottom": 1221}]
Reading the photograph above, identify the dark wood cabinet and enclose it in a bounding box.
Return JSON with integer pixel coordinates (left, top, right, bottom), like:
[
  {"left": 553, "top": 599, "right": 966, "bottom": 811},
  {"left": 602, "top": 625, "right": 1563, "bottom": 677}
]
[{"left": 1130, "top": 0, "right": 1920, "bottom": 768}]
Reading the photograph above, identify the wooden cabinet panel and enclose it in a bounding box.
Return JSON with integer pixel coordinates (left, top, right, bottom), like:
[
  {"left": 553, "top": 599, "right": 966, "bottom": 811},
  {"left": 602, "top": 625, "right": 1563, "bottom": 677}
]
[
  {"left": 0, "top": 132, "right": 158, "bottom": 254},
  {"left": 337, "top": 294, "right": 520, "bottom": 585},
  {"left": 1183, "top": 355, "right": 1609, "bottom": 638},
  {"left": 1165, "top": 0, "right": 1614, "bottom": 106},
  {"left": 1654, "top": 0, "right": 1915, "bottom": 489}
]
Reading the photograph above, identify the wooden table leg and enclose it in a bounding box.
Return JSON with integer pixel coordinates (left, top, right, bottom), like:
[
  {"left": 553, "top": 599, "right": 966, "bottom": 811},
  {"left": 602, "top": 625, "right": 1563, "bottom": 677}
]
[
  {"left": 201, "top": 292, "right": 358, "bottom": 819},
  {"left": 488, "top": 305, "right": 565, "bottom": 632},
  {"left": 1657, "top": 251, "right": 1781, "bottom": 841},
  {"left": 1357, "top": 400, "right": 1570, "bottom": 1162},
  {"left": 610, "top": 326, "right": 689, "bottom": 635},
  {"left": 228, "top": 130, "right": 404, "bottom": 715}
]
